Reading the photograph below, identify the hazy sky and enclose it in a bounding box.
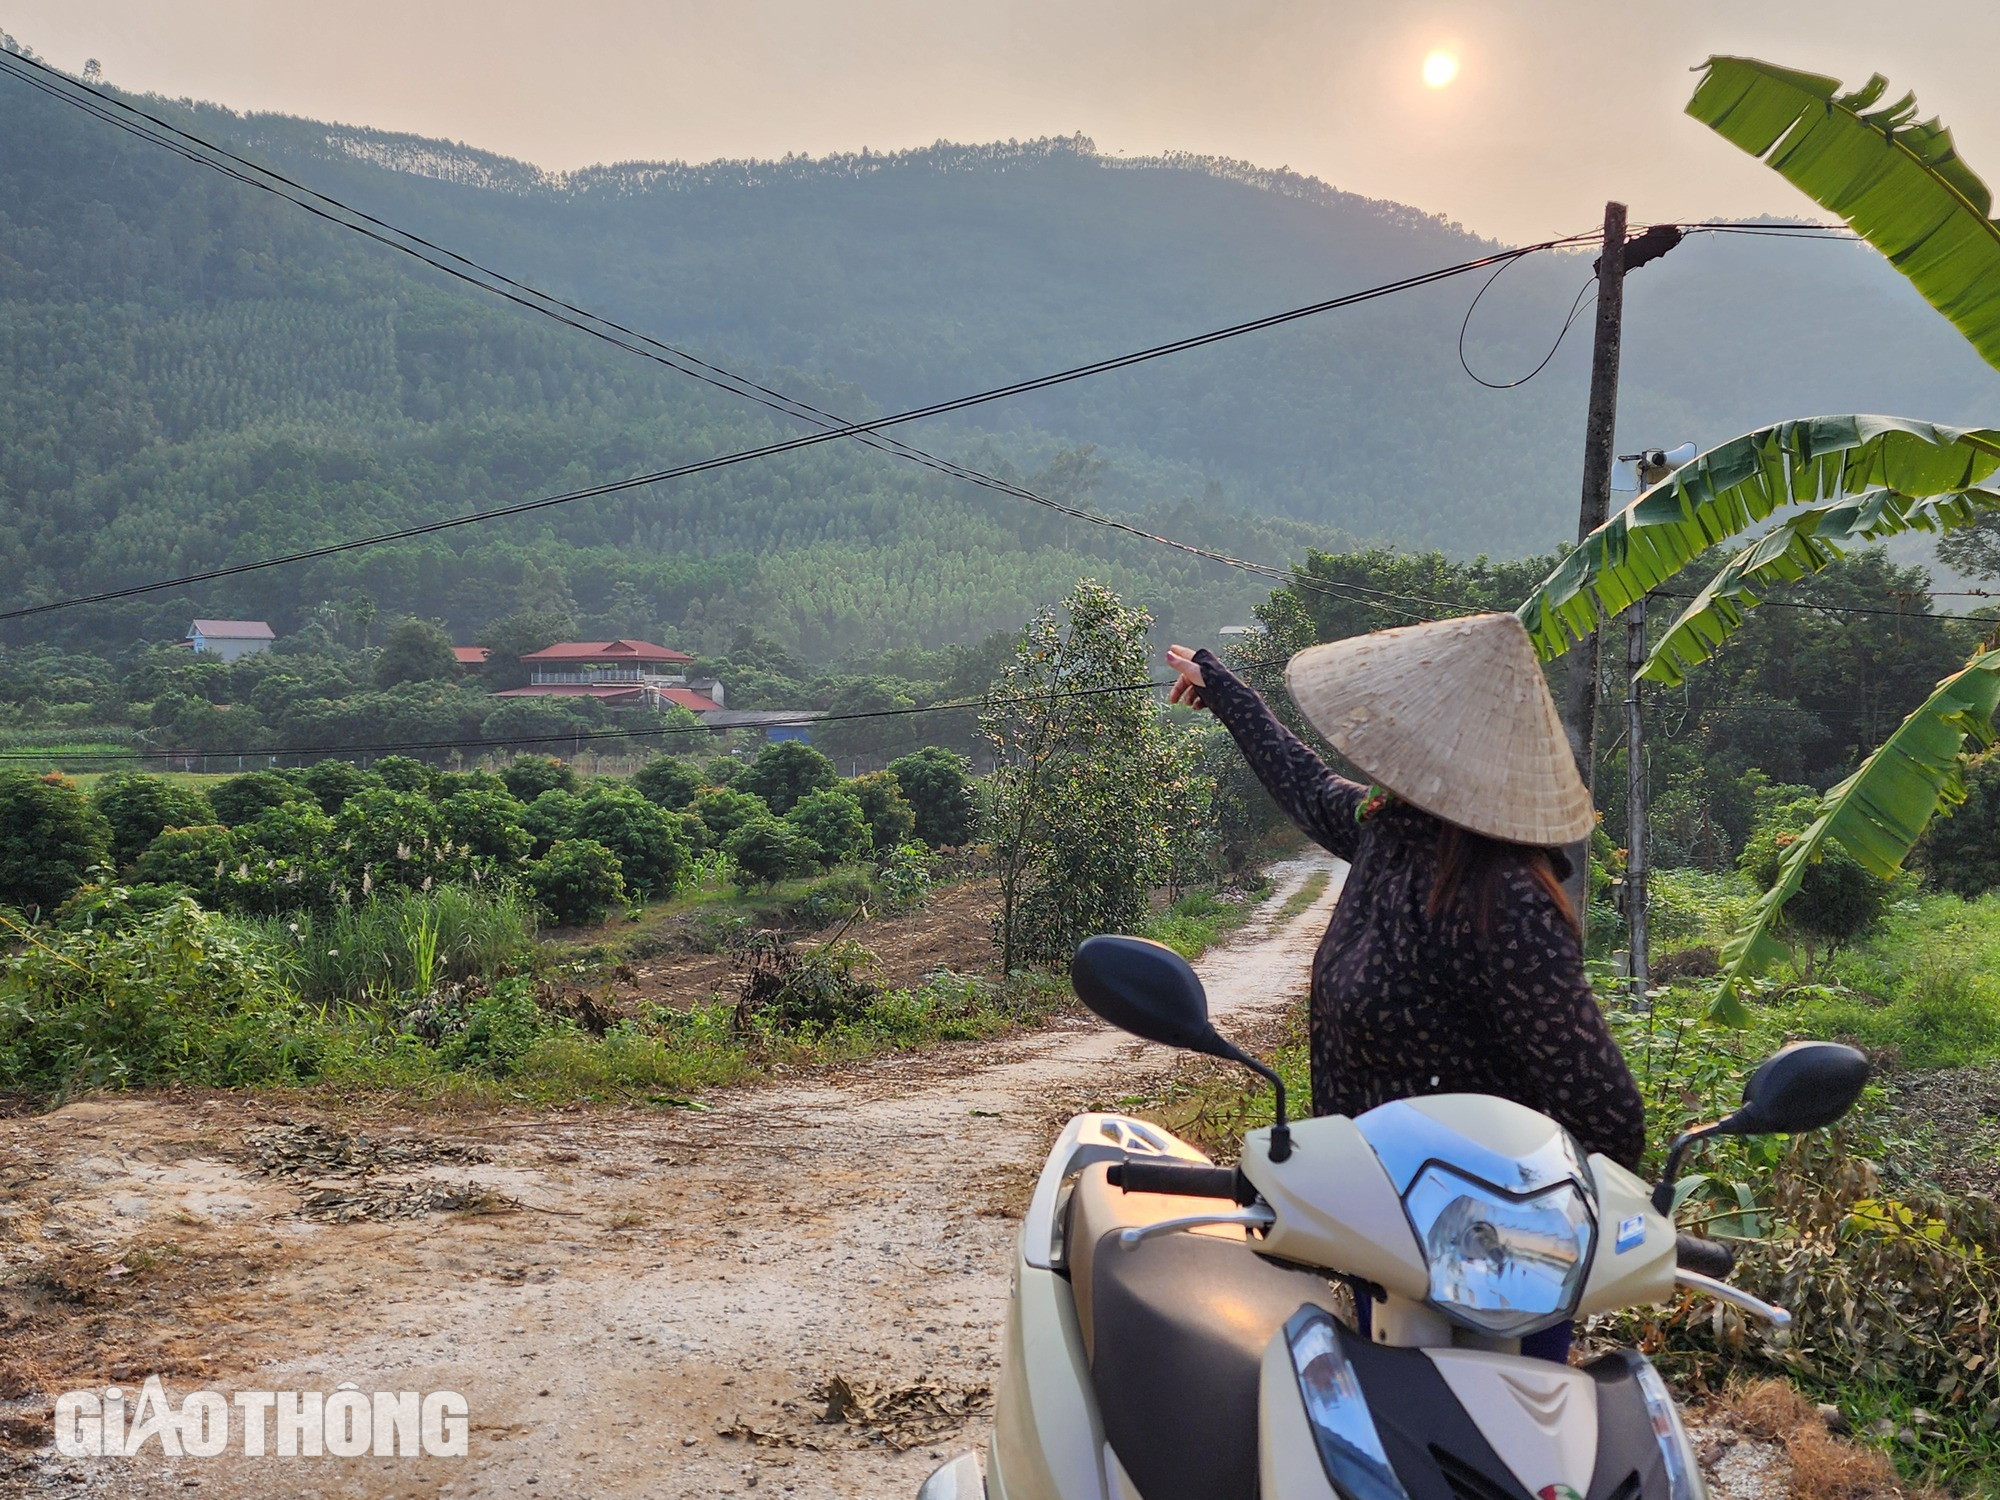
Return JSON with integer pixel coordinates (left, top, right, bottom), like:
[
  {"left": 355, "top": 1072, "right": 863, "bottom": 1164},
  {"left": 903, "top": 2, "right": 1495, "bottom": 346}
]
[{"left": 7, "top": 2, "right": 2000, "bottom": 241}]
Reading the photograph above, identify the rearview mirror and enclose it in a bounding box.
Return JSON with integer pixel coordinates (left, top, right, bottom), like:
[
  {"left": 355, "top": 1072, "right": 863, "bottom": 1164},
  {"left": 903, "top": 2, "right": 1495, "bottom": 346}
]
[
  {"left": 1071, "top": 934, "right": 1295, "bottom": 1160},
  {"left": 1070, "top": 935, "right": 1226, "bottom": 1056},
  {"left": 1724, "top": 1041, "right": 1871, "bottom": 1137}
]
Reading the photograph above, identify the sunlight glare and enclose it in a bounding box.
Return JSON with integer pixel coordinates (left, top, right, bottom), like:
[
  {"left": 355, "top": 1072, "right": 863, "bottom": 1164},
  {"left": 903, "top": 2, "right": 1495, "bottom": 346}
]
[{"left": 1422, "top": 51, "right": 1459, "bottom": 89}]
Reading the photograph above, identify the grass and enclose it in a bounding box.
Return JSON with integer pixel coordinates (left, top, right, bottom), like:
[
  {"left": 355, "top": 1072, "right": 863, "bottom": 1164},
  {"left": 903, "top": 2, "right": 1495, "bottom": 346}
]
[
  {"left": 238, "top": 889, "right": 540, "bottom": 1005},
  {"left": 1272, "top": 870, "right": 1331, "bottom": 926},
  {"left": 1139, "top": 883, "right": 1272, "bottom": 960}
]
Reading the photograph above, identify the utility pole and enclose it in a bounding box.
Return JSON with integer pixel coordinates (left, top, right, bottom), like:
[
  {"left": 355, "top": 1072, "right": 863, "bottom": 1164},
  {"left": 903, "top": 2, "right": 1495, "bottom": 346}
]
[
  {"left": 1625, "top": 596, "right": 1649, "bottom": 1004},
  {"left": 1560, "top": 201, "right": 1628, "bottom": 919}
]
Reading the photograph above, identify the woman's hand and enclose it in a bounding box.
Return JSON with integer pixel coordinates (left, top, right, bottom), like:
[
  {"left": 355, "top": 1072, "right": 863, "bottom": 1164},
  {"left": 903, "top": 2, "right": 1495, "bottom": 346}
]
[{"left": 1166, "top": 644, "right": 1208, "bottom": 711}]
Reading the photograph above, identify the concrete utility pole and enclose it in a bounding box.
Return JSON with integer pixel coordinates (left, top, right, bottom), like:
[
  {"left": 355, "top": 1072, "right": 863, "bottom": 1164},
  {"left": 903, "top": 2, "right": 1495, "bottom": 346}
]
[{"left": 1560, "top": 201, "right": 1628, "bottom": 918}]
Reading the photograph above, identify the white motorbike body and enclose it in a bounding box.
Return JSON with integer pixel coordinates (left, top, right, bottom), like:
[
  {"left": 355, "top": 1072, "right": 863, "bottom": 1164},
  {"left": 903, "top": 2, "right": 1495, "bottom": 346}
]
[{"left": 921, "top": 1097, "right": 1708, "bottom": 1500}]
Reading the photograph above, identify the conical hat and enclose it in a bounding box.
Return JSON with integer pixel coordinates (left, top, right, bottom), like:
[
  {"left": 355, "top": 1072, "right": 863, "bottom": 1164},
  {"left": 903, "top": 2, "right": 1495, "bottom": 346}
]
[{"left": 1283, "top": 613, "right": 1592, "bottom": 846}]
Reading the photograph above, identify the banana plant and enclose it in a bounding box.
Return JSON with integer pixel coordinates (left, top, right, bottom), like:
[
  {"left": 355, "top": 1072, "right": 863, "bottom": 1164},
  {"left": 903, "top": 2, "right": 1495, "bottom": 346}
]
[{"left": 1514, "top": 56, "right": 2000, "bottom": 1016}]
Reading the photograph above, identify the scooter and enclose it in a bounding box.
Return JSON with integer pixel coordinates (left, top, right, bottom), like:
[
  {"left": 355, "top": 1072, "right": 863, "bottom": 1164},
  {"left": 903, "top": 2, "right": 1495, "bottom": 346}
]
[{"left": 919, "top": 934, "right": 1870, "bottom": 1500}]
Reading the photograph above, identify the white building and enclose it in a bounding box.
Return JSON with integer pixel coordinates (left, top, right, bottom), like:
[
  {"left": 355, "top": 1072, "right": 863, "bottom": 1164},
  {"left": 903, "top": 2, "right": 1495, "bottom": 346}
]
[{"left": 184, "top": 619, "right": 276, "bottom": 661}]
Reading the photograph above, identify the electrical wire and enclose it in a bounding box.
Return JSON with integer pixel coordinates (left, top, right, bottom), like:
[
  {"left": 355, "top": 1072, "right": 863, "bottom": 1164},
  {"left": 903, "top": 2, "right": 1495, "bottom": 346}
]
[{"left": 1457, "top": 264, "right": 1597, "bottom": 389}]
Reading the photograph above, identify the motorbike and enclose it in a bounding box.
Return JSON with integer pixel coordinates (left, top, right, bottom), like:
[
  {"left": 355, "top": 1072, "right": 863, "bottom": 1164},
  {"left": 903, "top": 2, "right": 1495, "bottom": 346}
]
[{"left": 918, "top": 934, "right": 1869, "bottom": 1500}]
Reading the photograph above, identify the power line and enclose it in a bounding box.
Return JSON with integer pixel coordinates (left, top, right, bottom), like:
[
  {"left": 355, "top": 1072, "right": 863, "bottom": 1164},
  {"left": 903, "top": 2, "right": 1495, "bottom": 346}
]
[{"left": 0, "top": 51, "right": 1572, "bottom": 627}]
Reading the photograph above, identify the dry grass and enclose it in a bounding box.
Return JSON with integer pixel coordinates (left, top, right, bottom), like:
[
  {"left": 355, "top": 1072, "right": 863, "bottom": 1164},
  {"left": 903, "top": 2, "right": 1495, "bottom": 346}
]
[{"left": 1710, "top": 1380, "right": 1941, "bottom": 1500}]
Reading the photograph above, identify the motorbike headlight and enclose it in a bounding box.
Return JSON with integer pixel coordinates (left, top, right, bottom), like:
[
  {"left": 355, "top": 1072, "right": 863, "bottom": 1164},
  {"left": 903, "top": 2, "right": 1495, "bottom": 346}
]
[
  {"left": 1402, "top": 1163, "right": 1594, "bottom": 1337},
  {"left": 1283, "top": 1308, "right": 1411, "bottom": 1500}
]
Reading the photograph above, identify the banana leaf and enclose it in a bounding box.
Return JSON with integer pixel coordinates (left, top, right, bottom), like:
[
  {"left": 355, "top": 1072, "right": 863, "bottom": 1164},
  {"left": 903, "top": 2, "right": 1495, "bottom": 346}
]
[
  {"left": 1688, "top": 56, "right": 2000, "bottom": 374},
  {"left": 1711, "top": 650, "right": 2000, "bottom": 1022},
  {"left": 1643, "top": 488, "right": 2000, "bottom": 686},
  {"left": 1515, "top": 416, "right": 2000, "bottom": 659}
]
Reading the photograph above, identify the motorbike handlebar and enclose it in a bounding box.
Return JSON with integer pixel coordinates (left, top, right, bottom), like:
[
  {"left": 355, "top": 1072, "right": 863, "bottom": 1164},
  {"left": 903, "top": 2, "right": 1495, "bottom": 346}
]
[
  {"left": 1107, "top": 1158, "right": 1254, "bottom": 1204},
  {"left": 1674, "top": 1233, "right": 1737, "bottom": 1279}
]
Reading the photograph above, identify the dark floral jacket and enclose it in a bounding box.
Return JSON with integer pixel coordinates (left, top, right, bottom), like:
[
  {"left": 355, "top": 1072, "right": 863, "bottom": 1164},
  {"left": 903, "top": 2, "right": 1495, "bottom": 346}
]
[{"left": 1194, "top": 649, "right": 1646, "bottom": 1171}]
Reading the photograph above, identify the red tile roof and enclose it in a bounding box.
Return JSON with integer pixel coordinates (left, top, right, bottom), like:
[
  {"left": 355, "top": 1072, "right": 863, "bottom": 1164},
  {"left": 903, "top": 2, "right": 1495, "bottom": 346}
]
[
  {"left": 453, "top": 646, "right": 491, "bottom": 665},
  {"left": 659, "top": 688, "right": 720, "bottom": 713},
  {"left": 519, "top": 639, "right": 693, "bottom": 664}
]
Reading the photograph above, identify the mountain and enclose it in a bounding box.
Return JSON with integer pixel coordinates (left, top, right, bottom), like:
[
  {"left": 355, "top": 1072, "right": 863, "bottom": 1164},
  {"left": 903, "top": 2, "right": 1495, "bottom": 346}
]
[{"left": 4, "top": 65, "right": 1998, "bottom": 657}]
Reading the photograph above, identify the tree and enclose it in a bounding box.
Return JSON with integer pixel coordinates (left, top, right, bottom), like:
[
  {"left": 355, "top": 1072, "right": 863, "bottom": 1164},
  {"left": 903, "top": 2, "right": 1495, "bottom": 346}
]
[
  {"left": 1914, "top": 751, "right": 2000, "bottom": 897},
  {"left": 724, "top": 816, "right": 818, "bottom": 889},
  {"left": 692, "top": 786, "right": 769, "bottom": 844},
  {"left": 848, "top": 771, "right": 916, "bottom": 852},
  {"left": 700, "top": 755, "right": 744, "bottom": 788},
  {"left": 373, "top": 754, "right": 438, "bottom": 793},
  {"left": 983, "top": 581, "right": 1176, "bottom": 970},
  {"left": 734, "top": 740, "right": 837, "bottom": 815},
  {"left": 439, "top": 788, "right": 534, "bottom": 866},
  {"left": 477, "top": 607, "right": 580, "bottom": 691},
  {"left": 521, "top": 789, "right": 584, "bottom": 857},
  {"left": 632, "top": 756, "right": 703, "bottom": 810},
  {"left": 375, "top": 619, "right": 459, "bottom": 688},
  {"left": 1740, "top": 792, "right": 1891, "bottom": 976},
  {"left": 209, "top": 771, "right": 307, "bottom": 827},
  {"left": 527, "top": 839, "right": 627, "bottom": 925},
  {"left": 500, "top": 755, "right": 579, "bottom": 802},
  {"left": 133, "top": 824, "right": 240, "bottom": 908},
  {"left": 0, "top": 772, "right": 111, "bottom": 912},
  {"left": 92, "top": 773, "right": 216, "bottom": 867},
  {"left": 886, "top": 748, "right": 975, "bottom": 847},
  {"left": 571, "top": 787, "right": 689, "bottom": 896},
  {"left": 299, "top": 760, "right": 377, "bottom": 814},
  {"left": 786, "top": 788, "right": 872, "bottom": 869},
  {"left": 481, "top": 697, "right": 599, "bottom": 750}
]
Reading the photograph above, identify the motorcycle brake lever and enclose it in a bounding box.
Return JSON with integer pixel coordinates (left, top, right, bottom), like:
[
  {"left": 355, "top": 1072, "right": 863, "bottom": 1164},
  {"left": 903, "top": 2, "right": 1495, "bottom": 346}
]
[
  {"left": 1116, "top": 1205, "right": 1276, "bottom": 1251},
  {"left": 1675, "top": 1268, "right": 1792, "bottom": 1331}
]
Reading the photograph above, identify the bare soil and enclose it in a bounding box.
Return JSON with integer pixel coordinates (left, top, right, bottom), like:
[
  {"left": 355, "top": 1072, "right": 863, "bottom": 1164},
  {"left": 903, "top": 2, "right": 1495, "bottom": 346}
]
[
  {"left": 568, "top": 878, "right": 1003, "bottom": 1018},
  {"left": 0, "top": 859, "right": 1338, "bottom": 1499}
]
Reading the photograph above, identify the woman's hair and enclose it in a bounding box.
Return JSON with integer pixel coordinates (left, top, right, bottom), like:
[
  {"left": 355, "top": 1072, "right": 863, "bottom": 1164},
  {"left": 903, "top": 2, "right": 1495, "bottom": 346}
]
[{"left": 1428, "top": 821, "right": 1579, "bottom": 939}]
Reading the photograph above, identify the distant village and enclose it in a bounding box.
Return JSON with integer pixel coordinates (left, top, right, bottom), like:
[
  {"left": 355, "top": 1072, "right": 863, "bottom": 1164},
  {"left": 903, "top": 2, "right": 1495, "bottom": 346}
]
[{"left": 180, "top": 618, "right": 823, "bottom": 744}]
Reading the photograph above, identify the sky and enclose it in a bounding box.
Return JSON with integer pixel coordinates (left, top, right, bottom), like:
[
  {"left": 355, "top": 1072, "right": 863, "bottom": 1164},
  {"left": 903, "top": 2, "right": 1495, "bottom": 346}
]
[{"left": 6, "top": 2, "right": 2000, "bottom": 242}]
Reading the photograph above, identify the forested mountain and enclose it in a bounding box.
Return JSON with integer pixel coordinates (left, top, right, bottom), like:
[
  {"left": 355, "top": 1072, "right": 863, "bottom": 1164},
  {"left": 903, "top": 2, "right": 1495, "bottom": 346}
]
[{"left": 4, "top": 58, "right": 1999, "bottom": 658}]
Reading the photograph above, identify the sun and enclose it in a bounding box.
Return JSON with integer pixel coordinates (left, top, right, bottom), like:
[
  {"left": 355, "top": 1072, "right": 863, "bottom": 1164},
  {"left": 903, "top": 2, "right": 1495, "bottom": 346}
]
[{"left": 1422, "top": 51, "right": 1459, "bottom": 89}]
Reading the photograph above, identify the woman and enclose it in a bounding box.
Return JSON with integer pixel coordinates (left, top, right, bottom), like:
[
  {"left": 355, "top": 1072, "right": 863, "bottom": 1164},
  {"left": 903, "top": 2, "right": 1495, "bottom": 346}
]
[{"left": 1166, "top": 613, "right": 1645, "bottom": 1174}]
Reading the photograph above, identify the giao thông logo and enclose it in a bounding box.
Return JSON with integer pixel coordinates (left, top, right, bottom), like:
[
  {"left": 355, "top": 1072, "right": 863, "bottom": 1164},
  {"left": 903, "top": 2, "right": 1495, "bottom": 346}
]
[{"left": 54, "top": 1377, "right": 469, "bottom": 1459}]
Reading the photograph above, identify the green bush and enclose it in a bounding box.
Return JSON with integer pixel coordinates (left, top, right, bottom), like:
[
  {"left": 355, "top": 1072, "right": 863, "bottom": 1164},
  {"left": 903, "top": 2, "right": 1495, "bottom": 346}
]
[
  {"left": 1740, "top": 792, "right": 1891, "bottom": 971},
  {"left": 500, "top": 755, "right": 579, "bottom": 802},
  {"left": 786, "top": 787, "right": 872, "bottom": 869},
  {"left": 209, "top": 770, "right": 308, "bottom": 827},
  {"left": 874, "top": 842, "right": 934, "bottom": 914},
  {"left": 0, "top": 891, "right": 309, "bottom": 1093},
  {"left": 329, "top": 788, "right": 467, "bottom": 899},
  {"left": 849, "top": 771, "right": 916, "bottom": 851},
  {"left": 735, "top": 740, "right": 837, "bottom": 815},
  {"left": 527, "top": 838, "right": 627, "bottom": 925},
  {"left": 632, "top": 756, "right": 703, "bottom": 810},
  {"left": 373, "top": 753, "right": 438, "bottom": 793},
  {"left": 1913, "top": 749, "right": 2000, "bottom": 898},
  {"left": 298, "top": 759, "right": 378, "bottom": 814},
  {"left": 888, "top": 747, "right": 975, "bottom": 847},
  {"left": 432, "top": 978, "right": 547, "bottom": 1077},
  {"left": 521, "top": 788, "right": 584, "bottom": 856},
  {"left": 700, "top": 754, "right": 743, "bottom": 788},
  {"left": 92, "top": 773, "right": 216, "bottom": 867},
  {"left": 785, "top": 870, "right": 877, "bottom": 928},
  {"left": 0, "top": 771, "right": 110, "bottom": 914},
  {"left": 692, "top": 785, "right": 769, "bottom": 844},
  {"left": 724, "top": 815, "right": 818, "bottom": 889},
  {"left": 133, "top": 824, "right": 241, "bottom": 908},
  {"left": 439, "top": 787, "right": 533, "bottom": 865},
  {"left": 571, "top": 786, "right": 690, "bottom": 896}
]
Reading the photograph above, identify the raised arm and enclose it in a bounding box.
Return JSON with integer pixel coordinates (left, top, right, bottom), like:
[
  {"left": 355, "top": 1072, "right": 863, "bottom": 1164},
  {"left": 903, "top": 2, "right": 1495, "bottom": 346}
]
[
  {"left": 1178, "top": 646, "right": 1365, "bottom": 862},
  {"left": 1481, "top": 865, "right": 1646, "bottom": 1172}
]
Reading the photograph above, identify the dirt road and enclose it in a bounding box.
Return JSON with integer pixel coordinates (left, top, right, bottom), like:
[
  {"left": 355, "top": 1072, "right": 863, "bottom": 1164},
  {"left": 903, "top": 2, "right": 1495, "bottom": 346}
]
[{"left": 1, "top": 854, "right": 1345, "bottom": 1500}]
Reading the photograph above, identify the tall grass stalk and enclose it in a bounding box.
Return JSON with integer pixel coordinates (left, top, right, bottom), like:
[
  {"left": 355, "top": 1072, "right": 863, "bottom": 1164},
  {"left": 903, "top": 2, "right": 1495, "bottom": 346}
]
[{"left": 243, "top": 888, "right": 537, "bottom": 1004}]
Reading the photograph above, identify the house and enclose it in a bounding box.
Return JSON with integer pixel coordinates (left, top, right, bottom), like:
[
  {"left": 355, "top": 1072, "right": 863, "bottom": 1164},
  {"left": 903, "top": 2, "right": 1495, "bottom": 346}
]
[
  {"left": 492, "top": 640, "right": 727, "bottom": 713},
  {"left": 184, "top": 620, "right": 275, "bottom": 661},
  {"left": 453, "top": 646, "right": 491, "bottom": 668}
]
